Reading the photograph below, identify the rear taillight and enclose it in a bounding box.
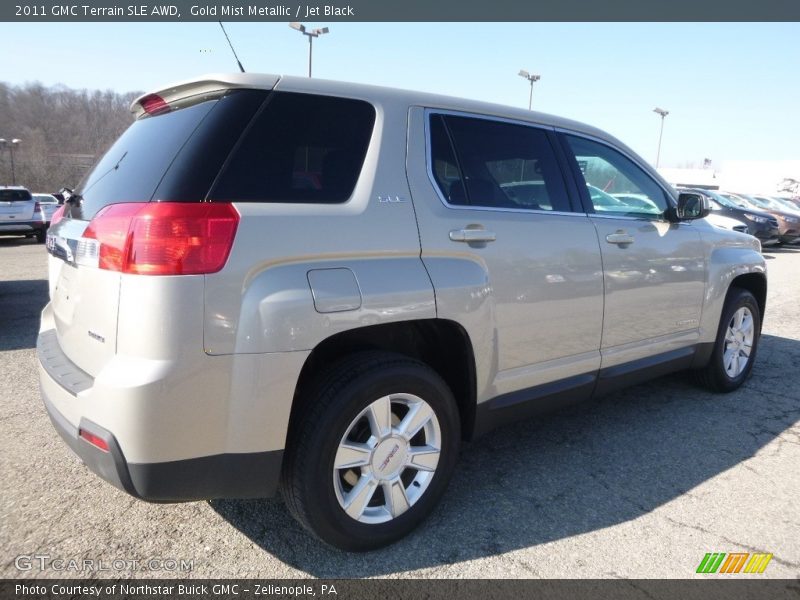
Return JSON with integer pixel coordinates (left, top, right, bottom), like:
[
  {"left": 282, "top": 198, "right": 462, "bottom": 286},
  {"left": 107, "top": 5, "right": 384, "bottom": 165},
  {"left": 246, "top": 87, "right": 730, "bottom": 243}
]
[
  {"left": 33, "top": 202, "right": 42, "bottom": 214},
  {"left": 82, "top": 202, "right": 239, "bottom": 275},
  {"left": 50, "top": 205, "right": 66, "bottom": 226}
]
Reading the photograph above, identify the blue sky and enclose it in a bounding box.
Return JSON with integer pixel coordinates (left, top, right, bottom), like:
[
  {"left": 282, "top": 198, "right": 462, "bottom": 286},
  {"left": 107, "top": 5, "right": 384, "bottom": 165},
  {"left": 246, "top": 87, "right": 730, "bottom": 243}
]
[{"left": 1, "top": 22, "right": 798, "bottom": 167}]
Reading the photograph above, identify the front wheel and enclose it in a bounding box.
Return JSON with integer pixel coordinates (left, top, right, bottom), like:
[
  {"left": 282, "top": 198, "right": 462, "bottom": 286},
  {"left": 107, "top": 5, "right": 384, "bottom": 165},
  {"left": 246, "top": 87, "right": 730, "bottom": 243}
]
[
  {"left": 696, "top": 288, "right": 761, "bottom": 392},
  {"left": 281, "top": 352, "right": 460, "bottom": 551}
]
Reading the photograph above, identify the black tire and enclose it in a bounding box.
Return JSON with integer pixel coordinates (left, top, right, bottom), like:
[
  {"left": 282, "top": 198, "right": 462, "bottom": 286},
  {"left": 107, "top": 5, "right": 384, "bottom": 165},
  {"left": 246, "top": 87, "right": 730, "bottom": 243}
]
[
  {"left": 281, "top": 351, "right": 460, "bottom": 551},
  {"left": 35, "top": 228, "right": 46, "bottom": 243},
  {"left": 696, "top": 288, "right": 761, "bottom": 393}
]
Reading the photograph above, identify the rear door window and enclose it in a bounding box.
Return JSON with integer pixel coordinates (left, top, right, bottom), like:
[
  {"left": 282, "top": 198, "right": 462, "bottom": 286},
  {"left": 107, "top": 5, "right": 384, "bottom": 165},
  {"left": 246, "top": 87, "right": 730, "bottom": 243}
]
[
  {"left": 429, "top": 114, "right": 571, "bottom": 212},
  {"left": 209, "top": 92, "right": 376, "bottom": 204}
]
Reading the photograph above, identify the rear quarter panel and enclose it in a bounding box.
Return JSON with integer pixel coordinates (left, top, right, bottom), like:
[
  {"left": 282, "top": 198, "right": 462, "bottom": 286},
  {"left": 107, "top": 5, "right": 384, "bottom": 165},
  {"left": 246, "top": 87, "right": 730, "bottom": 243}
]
[{"left": 202, "top": 92, "right": 435, "bottom": 356}]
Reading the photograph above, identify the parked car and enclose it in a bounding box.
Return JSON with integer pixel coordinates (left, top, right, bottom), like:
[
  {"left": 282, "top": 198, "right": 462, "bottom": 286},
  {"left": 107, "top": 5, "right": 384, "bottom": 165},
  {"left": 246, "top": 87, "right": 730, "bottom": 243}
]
[
  {"left": 759, "top": 195, "right": 800, "bottom": 221},
  {"left": 774, "top": 196, "right": 800, "bottom": 211},
  {"left": 0, "top": 186, "right": 47, "bottom": 242},
  {"left": 724, "top": 192, "right": 800, "bottom": 244},
  {"left": 681, "top": 188, "right": 779, "bottom": 246},
  {"left": 38, "top": 74, "right": 767, "bottom": 551},
  {"left": 33, "top": 193, "right": 61, "bottom": 226}
]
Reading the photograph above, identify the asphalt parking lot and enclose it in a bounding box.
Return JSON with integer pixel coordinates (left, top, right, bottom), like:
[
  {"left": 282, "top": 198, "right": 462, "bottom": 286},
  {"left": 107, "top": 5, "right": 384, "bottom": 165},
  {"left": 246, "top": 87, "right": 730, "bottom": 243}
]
[{"left": 1, "top": 236, "right": 798, "bottom": 579}]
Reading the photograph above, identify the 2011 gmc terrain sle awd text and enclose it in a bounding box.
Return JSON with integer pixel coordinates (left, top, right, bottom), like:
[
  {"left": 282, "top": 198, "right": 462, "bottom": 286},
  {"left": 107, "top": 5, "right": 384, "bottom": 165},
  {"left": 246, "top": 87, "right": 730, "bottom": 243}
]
[{"left": 37, "top": 73, "right": 766, "bottom": 551}]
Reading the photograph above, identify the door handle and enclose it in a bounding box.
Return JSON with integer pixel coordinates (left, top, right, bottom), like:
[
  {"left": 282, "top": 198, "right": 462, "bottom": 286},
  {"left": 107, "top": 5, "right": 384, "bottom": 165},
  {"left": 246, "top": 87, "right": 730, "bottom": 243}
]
[
  {"left": 605, "top": 231, "right": 635, "bottom": 245},
  {"left": 449, "top": 228, "right": 497, "bottom": 243}
]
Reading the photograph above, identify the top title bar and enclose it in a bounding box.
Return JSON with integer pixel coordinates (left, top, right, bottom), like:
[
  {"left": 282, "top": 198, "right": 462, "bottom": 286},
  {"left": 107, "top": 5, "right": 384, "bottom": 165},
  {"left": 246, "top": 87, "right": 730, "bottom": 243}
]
[{"left": 3, "top": 0, "right": 800, "bottom": 21}]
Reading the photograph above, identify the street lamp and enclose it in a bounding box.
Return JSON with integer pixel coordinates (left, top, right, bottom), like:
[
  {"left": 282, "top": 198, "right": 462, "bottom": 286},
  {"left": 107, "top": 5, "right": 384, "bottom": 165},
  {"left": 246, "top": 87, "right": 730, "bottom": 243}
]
[
  {"left": 653, "top": 107, "right": 669, "bottom": 168},
  {"left": 518, "top": 70, "right": 541, "bottom": 110},
  {"left": 289, "top": 22, "right": 329, "bottom": 78},
  {"left": 0, "top": 138, "right": 21, "bottom": 185}
]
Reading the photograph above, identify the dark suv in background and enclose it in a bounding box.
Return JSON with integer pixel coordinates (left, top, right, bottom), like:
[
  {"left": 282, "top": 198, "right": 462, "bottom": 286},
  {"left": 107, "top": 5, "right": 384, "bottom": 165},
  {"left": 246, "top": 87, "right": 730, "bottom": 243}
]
[{"left": 682, "top": 188, "right": 780, "bottom": 247}]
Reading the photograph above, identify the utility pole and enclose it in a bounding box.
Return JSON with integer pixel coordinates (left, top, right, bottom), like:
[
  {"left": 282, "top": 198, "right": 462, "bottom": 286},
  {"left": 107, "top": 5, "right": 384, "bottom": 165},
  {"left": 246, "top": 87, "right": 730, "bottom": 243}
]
[
  {"left": 518, "top": 70, "right": 541, "bottom": 110},
  {"left": 653, "top": 107, "right": 669, "bottom": 168},
  {"left": 290, "top": 23, "right": 330, "bottom": 77}
]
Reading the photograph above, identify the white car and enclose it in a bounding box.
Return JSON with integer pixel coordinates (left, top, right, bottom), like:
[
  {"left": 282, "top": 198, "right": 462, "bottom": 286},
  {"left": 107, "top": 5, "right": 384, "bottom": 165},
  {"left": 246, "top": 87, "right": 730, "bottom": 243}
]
[{"left": 32, "top": 193, "right": 61, "bottom": 226}]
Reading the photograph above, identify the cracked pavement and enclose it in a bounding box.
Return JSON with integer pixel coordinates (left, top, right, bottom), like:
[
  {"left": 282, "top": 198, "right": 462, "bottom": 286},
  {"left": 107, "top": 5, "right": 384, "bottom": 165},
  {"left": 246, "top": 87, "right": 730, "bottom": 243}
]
[{"left": 1, "top": 237, "right": 798, "bottom": 579}]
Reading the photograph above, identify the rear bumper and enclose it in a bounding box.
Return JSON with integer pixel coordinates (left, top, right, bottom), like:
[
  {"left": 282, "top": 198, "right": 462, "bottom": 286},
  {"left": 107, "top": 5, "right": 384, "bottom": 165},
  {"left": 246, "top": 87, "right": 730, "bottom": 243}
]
[
  {"left": 36, "top": 319, "right": 296, "bottom": 502},
  {"left": 42, "top": 393, "right": 283, "bottom": 502}
]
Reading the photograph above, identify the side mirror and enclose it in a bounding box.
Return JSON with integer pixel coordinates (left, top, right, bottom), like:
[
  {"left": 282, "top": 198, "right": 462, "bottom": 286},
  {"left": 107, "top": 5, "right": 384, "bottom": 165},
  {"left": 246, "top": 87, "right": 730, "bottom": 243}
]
[{"left": 671, "top": 192, "right": 710, "bottom": 221}]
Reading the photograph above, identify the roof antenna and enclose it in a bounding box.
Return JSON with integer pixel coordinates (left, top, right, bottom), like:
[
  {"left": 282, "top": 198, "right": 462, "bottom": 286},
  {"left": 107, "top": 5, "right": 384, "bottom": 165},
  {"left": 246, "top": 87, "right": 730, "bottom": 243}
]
[{"left": 218, "top": 21, "right": 245, "bottom": 73}]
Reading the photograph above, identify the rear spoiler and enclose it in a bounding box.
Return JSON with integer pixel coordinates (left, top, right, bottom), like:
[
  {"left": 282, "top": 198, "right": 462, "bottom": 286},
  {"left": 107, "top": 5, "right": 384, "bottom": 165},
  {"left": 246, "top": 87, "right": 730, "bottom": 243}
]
[{"left": 130, "top": 73, "right": 282, "bottom": 117}]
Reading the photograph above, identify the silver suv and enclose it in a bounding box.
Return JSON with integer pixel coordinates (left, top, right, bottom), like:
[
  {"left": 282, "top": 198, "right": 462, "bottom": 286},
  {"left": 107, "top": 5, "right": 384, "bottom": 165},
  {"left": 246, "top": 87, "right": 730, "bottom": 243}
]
[
  {"left": 38, "top": 74, "right": 766, "bottom": 551},
  {"left": 0, "top": 186, "right": 47, "bottom": 242}
]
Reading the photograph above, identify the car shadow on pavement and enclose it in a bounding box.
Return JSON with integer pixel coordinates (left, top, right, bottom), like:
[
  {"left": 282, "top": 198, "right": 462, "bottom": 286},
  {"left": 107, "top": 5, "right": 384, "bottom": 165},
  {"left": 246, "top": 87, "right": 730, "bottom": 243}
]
[
  {"left": 0, "top": 279, "right": 48, "bottom": 351},
  {"left": 214, "top": 333, "right": 800, "bottom": 577},
  {"left": 0, "top": 236, "right": 39, "bottom": 247},
  {"left": 764, "top": 245, "right": 800, "bottom": 255}
]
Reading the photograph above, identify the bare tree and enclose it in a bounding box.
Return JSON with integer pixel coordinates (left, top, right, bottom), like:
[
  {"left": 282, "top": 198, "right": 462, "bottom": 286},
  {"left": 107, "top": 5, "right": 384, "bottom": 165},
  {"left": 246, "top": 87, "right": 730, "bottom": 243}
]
[{"left": 0, "top": 81, "right": 140, "bottom": 192}]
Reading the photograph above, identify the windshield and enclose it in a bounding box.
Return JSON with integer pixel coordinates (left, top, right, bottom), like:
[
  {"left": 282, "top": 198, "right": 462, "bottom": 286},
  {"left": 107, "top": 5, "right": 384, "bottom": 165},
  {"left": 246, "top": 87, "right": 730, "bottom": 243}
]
[
  {"left": 754, "top": 196, "right": 795, "bottom": 212},
  {"left": 695, "top": 189, "right": 740, "bottom": 209},
  {"left": 721, "top": 193, "right": 760, "bottom": 210},
  {"left": 772, "top": 197, "right": 800, "bottom": 212},
  {"left": 742, "top": 195, "right": 772, "bottom": 209}
]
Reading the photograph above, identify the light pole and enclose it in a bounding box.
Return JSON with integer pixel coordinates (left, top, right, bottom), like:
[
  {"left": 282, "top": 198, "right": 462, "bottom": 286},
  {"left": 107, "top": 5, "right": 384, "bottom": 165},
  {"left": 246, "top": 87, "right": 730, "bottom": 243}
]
[
  {"left": 518, "top": 70, "right": 541, "bottom": 110},
  {"left": 653, "top": 107, "right": 669, "bottom": 168},
  {"left": 289, "top": 22, "right": 329, "bottom": 78},
  {"left": 0, "top": 138, "right": 21, "bottom": 185}
]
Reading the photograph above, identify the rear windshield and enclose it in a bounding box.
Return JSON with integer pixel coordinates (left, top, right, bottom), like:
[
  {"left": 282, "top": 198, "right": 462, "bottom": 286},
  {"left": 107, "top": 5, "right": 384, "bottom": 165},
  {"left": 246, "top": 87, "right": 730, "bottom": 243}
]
[
  {"left": 68, "top": 89, "right": 268, "bottom": 220},
  {"left": 209, "top": 92, "right": 376, "bottom": 204},
  {"left": 0, "top": 189, "right": 32, "bottom": 201}
]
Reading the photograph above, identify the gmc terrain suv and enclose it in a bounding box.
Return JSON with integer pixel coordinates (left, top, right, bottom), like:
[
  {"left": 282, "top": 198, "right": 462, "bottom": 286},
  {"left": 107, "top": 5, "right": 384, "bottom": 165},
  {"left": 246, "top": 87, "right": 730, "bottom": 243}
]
[{"left": 38, "top": 74, "right": 766, "bottom": 551}]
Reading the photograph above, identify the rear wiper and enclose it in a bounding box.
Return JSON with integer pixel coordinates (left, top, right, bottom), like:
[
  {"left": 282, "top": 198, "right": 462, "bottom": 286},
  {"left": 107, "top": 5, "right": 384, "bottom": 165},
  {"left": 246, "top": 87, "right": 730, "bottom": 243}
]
[{"left": 79, "top": 151, "right": 128, "bottom": 198}]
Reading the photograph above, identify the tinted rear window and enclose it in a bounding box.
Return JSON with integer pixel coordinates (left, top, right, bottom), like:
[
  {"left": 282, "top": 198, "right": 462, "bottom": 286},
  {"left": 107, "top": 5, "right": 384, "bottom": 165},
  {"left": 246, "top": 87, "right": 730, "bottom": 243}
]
[
  {"left": 0, "top": 189, "right": 32, "bottom": 201},
  {"left": 430, "top": 114, "right": 571, "bottom": 212},
  {"left": 68, "top": 90, "right": 268, "bottom": 220},
  {"left": 209, "top": 92, "right": 376, "bottom": 204}
]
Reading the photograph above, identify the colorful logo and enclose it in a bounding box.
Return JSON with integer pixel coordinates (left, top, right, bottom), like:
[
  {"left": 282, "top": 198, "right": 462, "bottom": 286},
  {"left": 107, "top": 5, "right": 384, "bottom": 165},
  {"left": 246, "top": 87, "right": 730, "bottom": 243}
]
[{"left": 696, "top": 552, "right": 773, "bottom": 574}]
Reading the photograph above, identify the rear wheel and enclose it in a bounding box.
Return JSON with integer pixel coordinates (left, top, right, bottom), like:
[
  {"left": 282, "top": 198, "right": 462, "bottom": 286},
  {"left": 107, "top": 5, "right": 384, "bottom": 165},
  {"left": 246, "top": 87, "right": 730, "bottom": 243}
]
[
  {"left": 697, "top": 288, "right": 761, "bottom": 392},
  {"left": 35, "top": 228, "right": 46, "bottom": 243},
  {"left": 281, "top": 352, "right": 460, "bottom": 551}
]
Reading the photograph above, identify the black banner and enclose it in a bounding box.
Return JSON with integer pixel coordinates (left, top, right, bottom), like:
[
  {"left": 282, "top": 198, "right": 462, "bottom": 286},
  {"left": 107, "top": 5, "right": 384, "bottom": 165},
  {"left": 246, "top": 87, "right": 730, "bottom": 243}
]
[
  {"left": 3, "top": 0, "right": 800, "bottom": 22},
  {"left": 3, "top": 580, "right": 800, "bottom": 600}
]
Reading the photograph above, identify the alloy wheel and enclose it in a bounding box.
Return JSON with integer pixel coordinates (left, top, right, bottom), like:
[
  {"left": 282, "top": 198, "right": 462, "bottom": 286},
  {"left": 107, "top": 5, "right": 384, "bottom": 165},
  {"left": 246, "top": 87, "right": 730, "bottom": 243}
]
[
  {"left": 723, "top": 306, "right": 755, "bottom": 378},
  {"left": 332, "top": 393, "right": 441, "bottom": 524}
]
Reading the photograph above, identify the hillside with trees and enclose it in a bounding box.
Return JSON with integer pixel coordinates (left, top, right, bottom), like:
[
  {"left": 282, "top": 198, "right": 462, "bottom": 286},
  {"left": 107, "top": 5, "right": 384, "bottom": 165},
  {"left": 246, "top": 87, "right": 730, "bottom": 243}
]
[{"left": 0, "top": 82, "right": 139, "bottom": 192}]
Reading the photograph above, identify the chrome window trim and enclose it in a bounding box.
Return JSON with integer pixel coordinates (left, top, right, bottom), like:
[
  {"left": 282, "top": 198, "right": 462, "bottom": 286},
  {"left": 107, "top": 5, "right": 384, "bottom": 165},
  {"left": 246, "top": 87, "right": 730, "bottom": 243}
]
[{"left": 422, "top": 108, "right": 586, "bottom": 218}]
